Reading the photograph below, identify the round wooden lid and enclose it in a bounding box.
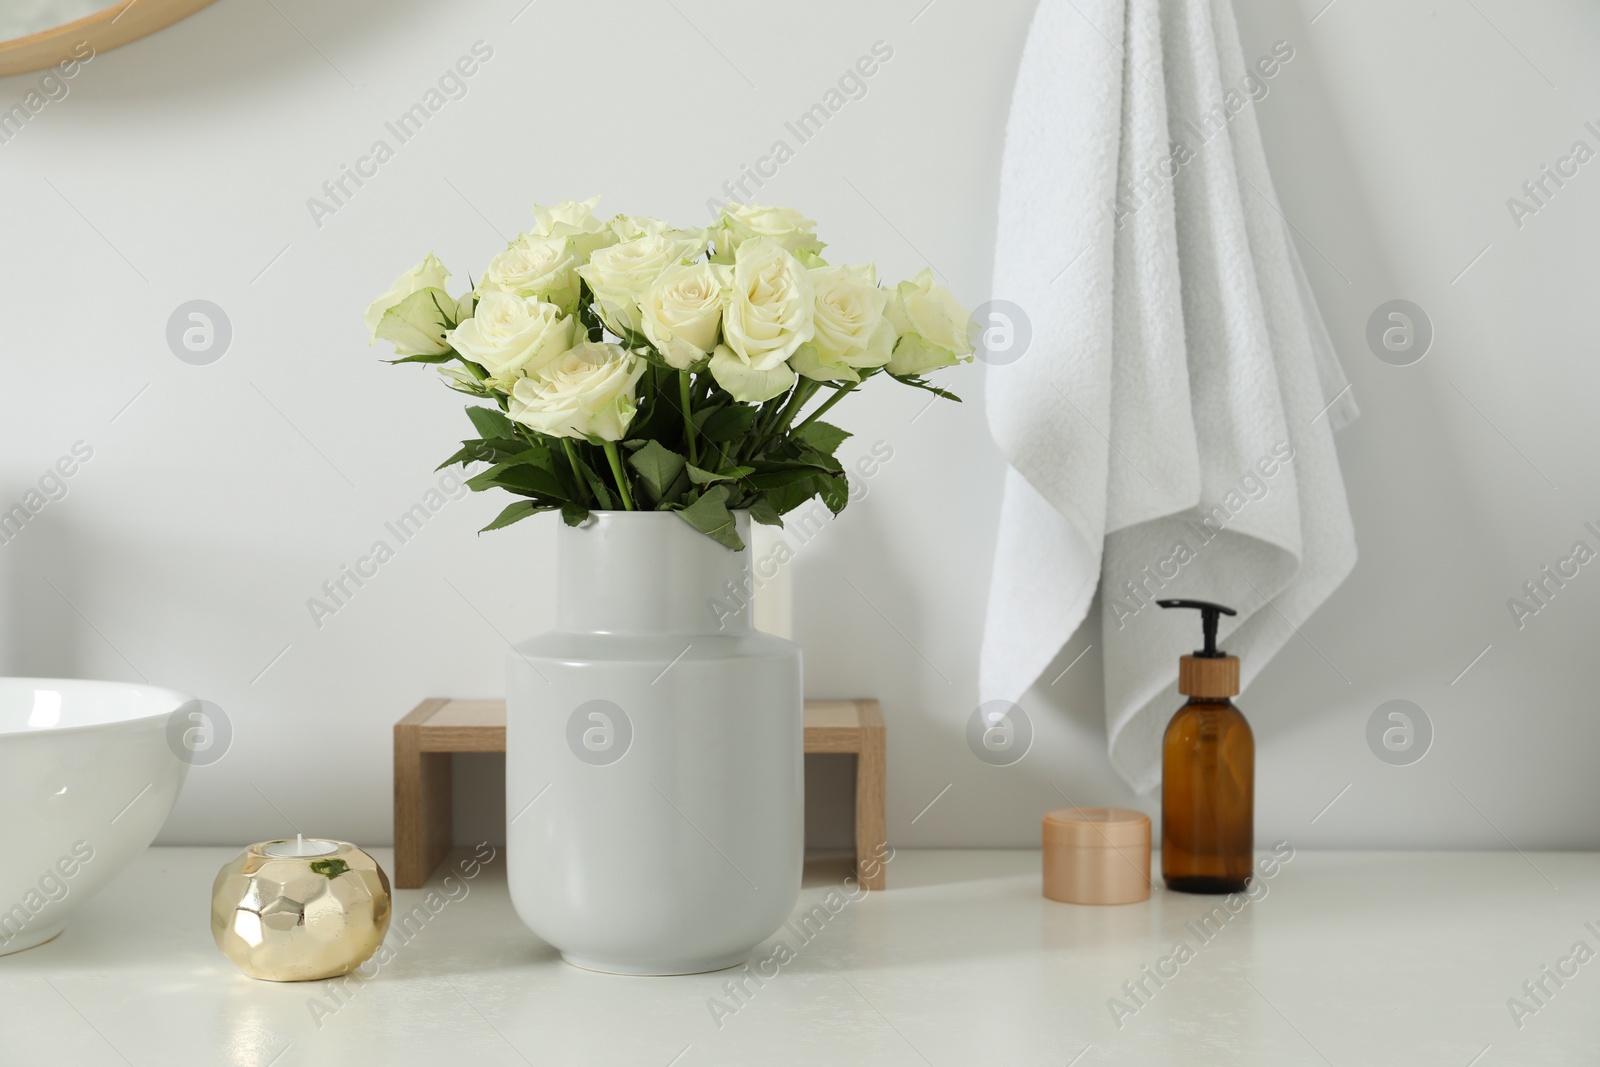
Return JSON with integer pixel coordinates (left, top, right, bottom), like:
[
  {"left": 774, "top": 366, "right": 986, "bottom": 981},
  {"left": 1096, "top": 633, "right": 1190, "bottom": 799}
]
[{"left": 1042, "top": 806, "right": 1150, "bottom": 848}]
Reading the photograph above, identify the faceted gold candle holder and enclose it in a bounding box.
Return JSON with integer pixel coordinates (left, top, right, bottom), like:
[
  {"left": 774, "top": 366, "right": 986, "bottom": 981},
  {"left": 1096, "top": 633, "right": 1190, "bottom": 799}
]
[{"left": 211, "top": 837, "right": 391, "bottom": 982}]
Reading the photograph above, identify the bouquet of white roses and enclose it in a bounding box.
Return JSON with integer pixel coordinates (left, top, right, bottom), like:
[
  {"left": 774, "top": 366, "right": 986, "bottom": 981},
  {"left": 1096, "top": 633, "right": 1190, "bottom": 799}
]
[{"left": 365, "top": 199, "right": 973, "bottom": 548}]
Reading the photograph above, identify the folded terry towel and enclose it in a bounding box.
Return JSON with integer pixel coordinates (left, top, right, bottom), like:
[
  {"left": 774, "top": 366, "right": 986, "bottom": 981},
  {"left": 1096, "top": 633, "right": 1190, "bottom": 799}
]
[{"left": 982, "top": 0, "right": 1358, "bottom": 792}]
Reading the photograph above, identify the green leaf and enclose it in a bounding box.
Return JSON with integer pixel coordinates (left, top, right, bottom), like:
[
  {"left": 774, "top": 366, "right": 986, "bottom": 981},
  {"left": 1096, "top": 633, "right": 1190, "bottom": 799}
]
[
  {"left": 794, "top": 420, "right": 852, "bottom": 456},
  {"left": 467, "top": 463, "right": 568, "bottom": 499},
  {"left": 747, "top": 457, "right": 837, "bottom": 473},
  {"left": 741, "top": 458, "right": 837, "bottom": 491},
  {"left": 818, "top": 473, "right": 851, "bottom": 514},
  {"left": 686, "top": 464, "right": 755, "bottom": 486},
  {"left": 675, "top": 484, "right": 744, "bottom": 550},
  {"left": 508, "top": 440, "right": 554, "bottom": 465},
  {"left": 889, "top": 373, "right": 962, "bottom": 403},
  {"left": 435, "top": 444, "right": 478, "bottom": 470},
  {"left": 480, "top": 500, "right": 541, "bottom": 532},
  {"left": 386, "top": 351, "right": 456, "bottom": 365},
  {"left": 748, "top": 497, "right": 785, "bottom": 527},
  {"left": 764, "top": 478, "right": 822, "bottom": 516},
  {"left": 572, "top": 451, "right": 615, "bottom": 510},
  {"left": 745, "top": 454, "right": 832, "bottom": 470},
  {"left": 437, "top": 375, "right": 495, "bottom": 400},
  {"left": 561, "top": 503, "right": 590, "bottom": 527},
  {"left": 745, "top": 470, "right": 817, "bottom": 491},
  {"left": 701, "top": 404, "right": 759, "bottom": 442},
  {"left": 466, "top": 405, "right": 516, "bottom": 440},
  {"left": 795, "top": 448, "right": 844, "bottom": 476},
  {"left": 480, "top": 445, "right": 554, "bottom": 472},
  {"left": 613, "top": 323, "right": 652, "bottom": 349},
  {"left": 436, "top": 436, "right": 539, "bottom": 471},
  {"left": 627, "top": 440, "right": 687, "bottom": 503}
]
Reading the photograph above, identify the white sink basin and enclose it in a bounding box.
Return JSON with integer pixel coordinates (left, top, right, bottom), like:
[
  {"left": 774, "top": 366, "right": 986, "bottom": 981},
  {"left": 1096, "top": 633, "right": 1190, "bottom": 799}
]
[{"left": 0, "top": 678, "right": 192, "bottom": 955}]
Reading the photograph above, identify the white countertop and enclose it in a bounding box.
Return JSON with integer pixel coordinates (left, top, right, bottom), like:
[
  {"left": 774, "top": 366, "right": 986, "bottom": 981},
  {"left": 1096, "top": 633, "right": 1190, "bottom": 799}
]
[{"left": 2, "top": 847, "right": 1596, "bottom": 1065}]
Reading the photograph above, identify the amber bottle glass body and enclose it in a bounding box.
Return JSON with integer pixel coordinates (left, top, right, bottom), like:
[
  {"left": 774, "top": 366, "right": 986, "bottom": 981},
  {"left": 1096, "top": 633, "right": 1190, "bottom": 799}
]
[{"left": 1162, "top": 692, "right": 1253, "bottom": 894}]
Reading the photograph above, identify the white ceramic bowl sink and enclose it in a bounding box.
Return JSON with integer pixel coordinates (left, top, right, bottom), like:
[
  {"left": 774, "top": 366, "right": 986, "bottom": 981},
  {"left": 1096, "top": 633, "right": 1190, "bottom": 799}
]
[{"left": 0, "top": 678, "right": 191, "bottom": 955}]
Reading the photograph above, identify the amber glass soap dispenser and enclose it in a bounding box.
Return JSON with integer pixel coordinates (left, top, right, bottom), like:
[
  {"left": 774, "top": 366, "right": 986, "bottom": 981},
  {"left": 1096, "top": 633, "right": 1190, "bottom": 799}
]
[{"left": 1157, "top": 599, "right": 1253, "bottom": 894}]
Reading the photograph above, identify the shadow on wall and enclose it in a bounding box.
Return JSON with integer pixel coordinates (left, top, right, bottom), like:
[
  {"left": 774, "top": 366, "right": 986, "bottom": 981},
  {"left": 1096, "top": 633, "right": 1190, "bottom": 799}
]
[
  {"left": 1227, "top": 0, "right": 1495, "bottom": 744},
  {"left": 792, "top": 481, "right": 1003, "bottom": 841},
  {"left": 0, "top": 504, "right": 83, "bottom": 678},
  {"left": 0, "top": 0, "right": 447, "bottom": 97}
]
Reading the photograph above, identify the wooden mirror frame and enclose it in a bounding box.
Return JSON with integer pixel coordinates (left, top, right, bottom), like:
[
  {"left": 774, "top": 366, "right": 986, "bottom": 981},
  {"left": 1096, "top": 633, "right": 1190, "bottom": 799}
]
[{"left": 0, "top": 0, "right": 219, "bottom": 78}]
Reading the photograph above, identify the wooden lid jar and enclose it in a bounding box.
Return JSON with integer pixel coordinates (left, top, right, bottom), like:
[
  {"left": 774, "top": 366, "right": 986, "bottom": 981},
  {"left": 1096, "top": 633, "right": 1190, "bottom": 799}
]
[{"left": 1041, "top": 807, "right": 1151, "bottom": 905}]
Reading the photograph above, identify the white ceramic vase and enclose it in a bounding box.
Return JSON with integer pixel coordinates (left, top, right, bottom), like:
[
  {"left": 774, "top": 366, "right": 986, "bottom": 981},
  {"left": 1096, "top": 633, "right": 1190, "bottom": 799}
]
[{"left": 506, "top": 510, "right": 803, "bottom": 975}]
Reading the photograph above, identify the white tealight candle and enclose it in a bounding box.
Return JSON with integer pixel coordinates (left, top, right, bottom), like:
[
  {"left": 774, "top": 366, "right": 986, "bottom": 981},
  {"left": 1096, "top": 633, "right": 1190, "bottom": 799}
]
[{"left": 260, "top": 834, "right": 339, "bottom": 858}]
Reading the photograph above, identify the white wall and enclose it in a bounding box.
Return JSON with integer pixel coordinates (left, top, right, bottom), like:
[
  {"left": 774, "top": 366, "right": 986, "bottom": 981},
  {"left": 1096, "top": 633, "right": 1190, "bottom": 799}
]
[{"left": 1, "top": 0, "right": 1594, "bottom": 851}]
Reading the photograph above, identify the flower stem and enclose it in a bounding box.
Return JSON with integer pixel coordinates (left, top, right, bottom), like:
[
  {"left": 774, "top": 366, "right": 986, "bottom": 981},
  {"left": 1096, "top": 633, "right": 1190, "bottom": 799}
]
[
  {"left": 678, "top": 371, "right": 699, "bottom": 466},
  {"left": 793, "top": 380, "right": 858, "bottom": 434},
  {"left": 602, "top": 441, "right": 635, "bottom": 510},
  {"left": 775, "top": 382, "right": 808, "bottom": 426},
  {"left": 561, "top": 438, "right": 592, "bottom": 506},
  {"left": 774, "top": 379, "right": 820, "bottom": 436},
  {"left": 736, "top": 380, "right": 816, "bottom": 463}
]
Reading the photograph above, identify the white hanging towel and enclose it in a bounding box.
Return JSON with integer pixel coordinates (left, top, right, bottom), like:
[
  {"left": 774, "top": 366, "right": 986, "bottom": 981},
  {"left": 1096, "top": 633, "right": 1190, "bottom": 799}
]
[{"left": 981, "top": 0, "right": 1359, "bottom": 792}]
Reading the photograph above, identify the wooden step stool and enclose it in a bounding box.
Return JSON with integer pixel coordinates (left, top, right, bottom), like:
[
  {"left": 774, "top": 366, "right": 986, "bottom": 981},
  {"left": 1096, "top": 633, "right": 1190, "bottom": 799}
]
[{"left": 394, "top": 698, "right": 886, "bottom": 890}]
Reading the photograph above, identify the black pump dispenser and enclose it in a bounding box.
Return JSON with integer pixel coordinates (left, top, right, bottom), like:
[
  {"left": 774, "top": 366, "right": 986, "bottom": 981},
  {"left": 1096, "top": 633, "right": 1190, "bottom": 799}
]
[{"left": 1157, "top": 599, "right": 1237, "bottom": 659}]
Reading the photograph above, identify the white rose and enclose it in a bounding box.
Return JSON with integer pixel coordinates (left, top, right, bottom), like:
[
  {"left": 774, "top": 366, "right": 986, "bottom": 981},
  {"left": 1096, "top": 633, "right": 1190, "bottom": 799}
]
[
  {"left": 712, "top": 237, "right": 812, "bottom": 401},
  {"left": 508, "top": 342, "right": 645, "bottom": 442},
  {"left": 446, "top": 292, "right": 576, "bottom": 391},
  {"left": 790, "top": 262, "right": 894, "bottom": 383},
  {"left": 721, "top": 237, "right": 813, "bottom": 362},
  {"left": 608, "top": 214, "right": 707, "bottom": 248},
  {"left": 530, "top": 197, "right": 617, "bottom": 261},
  {"left": 641, "top": 262, "right": 728, "bottom": 370},
  {"left": 884, "top": 269, "right": 975, "bottom": 376},
  {"left": 712, "top": 204, "right": 825, "bottom": 261},
  {"left": 710, "top": 239, "right": 814, "bottom": 401},
  {"left": 480, "top": 235, "right": 581, "bottom": 313},
  {"left": 609, "top": 214, "right": 670, "bottom": 241},
  {"left": 531, "top": 197, "right": 600, "bottom": 236},
  {"left": 365, "top": 253, "right": 464, "bottom": 355},
  {"left": 577, "top": 233, "right": 706, "bottom": 337}
]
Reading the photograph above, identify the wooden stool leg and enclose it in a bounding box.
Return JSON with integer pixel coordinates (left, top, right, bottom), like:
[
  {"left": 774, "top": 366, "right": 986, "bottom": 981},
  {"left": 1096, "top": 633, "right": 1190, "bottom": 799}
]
[
  {"left": 395, "top": 699, "right": 452, "bottom": 889},
  {"left": 854, "top": 700, "right": 887, "bottom": 890}
]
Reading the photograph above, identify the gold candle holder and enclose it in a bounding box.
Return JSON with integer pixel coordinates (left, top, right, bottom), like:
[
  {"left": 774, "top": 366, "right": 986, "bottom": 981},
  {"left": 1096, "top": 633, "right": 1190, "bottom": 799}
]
[{"left": 211, "top": 836, "right": 391, "bottom": 982}]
